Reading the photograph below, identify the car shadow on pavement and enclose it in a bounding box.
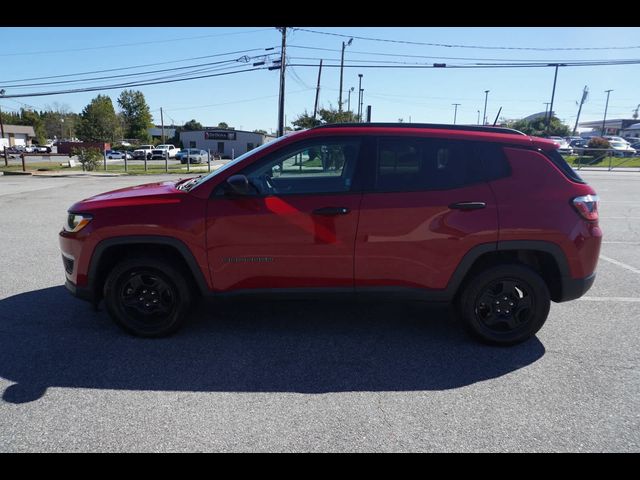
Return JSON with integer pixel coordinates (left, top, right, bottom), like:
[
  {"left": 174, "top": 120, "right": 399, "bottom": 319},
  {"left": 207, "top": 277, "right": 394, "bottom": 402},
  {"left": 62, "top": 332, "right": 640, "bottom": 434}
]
[{"left": 0, "top": 286, "right": 545, "bottom": 404}]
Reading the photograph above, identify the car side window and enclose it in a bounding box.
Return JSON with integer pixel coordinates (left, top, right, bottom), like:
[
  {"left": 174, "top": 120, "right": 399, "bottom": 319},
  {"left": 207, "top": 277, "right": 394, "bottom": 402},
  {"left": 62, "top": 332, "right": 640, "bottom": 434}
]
[
  {"left": 374, "top": 137, "right": 487, "bottom": 192},
  {"left": 239, "top": 139, "right": 361, "bottom": 196}
]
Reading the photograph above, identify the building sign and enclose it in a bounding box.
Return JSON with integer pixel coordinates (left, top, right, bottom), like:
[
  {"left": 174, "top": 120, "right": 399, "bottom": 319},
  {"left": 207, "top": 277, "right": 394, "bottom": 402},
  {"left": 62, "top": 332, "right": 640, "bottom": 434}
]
[{"left": 204, "top": 131, "right": 237, "bottom": 140}]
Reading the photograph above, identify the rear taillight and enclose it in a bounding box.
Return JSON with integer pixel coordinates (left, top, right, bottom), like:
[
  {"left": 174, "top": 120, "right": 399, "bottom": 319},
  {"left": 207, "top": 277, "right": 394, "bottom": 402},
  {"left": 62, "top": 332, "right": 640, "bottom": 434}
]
[{"left": 572, "top": 194, "right": 599, "bottom": 221}]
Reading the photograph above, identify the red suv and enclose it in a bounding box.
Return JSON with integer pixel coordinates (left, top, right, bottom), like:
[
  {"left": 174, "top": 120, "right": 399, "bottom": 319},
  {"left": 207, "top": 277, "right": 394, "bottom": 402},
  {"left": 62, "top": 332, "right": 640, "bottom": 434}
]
[{"left": 59, "top": 124, "right": 602, "bottom": 345}]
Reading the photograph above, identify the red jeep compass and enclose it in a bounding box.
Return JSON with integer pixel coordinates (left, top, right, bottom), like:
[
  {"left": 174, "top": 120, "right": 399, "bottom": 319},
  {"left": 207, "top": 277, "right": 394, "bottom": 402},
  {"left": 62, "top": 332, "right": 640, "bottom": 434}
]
[{"left": 59, "top": 124, "right": 602, "bottom": 345}]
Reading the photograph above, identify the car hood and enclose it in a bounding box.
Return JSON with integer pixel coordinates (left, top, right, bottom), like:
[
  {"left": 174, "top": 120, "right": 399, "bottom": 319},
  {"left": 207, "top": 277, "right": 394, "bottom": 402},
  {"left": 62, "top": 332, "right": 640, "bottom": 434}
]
[{"left": 69, "top": 180, "right": 188, "bottom": 211}]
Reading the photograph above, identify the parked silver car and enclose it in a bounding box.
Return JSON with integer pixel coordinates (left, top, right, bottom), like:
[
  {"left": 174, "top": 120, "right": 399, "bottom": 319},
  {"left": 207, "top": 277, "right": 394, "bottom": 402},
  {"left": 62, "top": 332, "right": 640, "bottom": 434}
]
[{"left": 178, "top": 149, "right": 209, "bottom": 164}]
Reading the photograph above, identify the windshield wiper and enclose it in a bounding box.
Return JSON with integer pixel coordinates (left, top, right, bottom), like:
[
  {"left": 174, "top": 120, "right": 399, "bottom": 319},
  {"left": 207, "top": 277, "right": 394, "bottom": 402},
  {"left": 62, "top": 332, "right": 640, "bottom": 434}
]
[{"left": 177, "top": 175, "right": 203, "bottom": 191}]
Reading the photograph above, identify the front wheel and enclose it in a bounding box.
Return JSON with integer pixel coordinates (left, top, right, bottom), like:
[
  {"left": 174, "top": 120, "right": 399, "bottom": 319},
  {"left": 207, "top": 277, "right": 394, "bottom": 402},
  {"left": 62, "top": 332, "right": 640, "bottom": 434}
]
[
  {"left": 103, "top": 257, "right": 193, "bottom": 337},
  {"left": 458, "top": 264, "right": 550, "bottom": 346}
]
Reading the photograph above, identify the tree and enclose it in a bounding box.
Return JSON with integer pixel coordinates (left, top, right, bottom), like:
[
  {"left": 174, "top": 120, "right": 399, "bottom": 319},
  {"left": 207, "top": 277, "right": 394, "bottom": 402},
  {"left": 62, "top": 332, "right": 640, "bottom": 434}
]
[
  {"left": 253, "top": 129, "right": 268, "bottom": 135},
  {"left": 71, "top": 147, "right": 102, "bottom": 171},
  {"left": 292, "top": 110, "right": 321, "bottom": 130},
  {"left": 508, "top": 115, "right": 570, "bottom": 137},
  {"left": 292, "top": 106, "right": 359, "bottom": 131},
  {"left": 77, "top": 95, "right": 121, "bottom": 143},
  {"left": 217, "top": 122, "right": 231, "bottom": 129},
  {"left": 183, "top": 119, "right": 203, "bottom": 131},
  {"left": 117, "top": 90, "right": 153, "bottom": 142},
  {"left": 20, "top": 109, "right": 47, "bottom": 144}
]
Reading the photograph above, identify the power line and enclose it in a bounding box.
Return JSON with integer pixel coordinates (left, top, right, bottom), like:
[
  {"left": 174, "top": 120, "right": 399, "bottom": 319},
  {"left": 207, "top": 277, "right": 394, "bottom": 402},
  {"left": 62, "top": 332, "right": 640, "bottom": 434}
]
[
  {"left": 287, "top": 59, "right": 640, "bottom": 69},
  {"left": 0, "top": 47, "right": 278, "bottom": 84},
  {"left": 0, "top": 28, "right": 274, "bottom": 57},
  {"left": 292, "top": 28, "right": 640, "bottom": 51},
  {"left": 288, "top": 44, "right": 640, "bottom": 63},
  {"left": 2, "top": 53, "right": 279, "bottom": 90},
  {"left": 162, "top": 88, "right": 314, "bottom": 112},
  {"left": 2, "top": 58, "right": 250, "bottom": 89},
  {"left": 0, "top": 67, "right": 268, "bottom": 99}
]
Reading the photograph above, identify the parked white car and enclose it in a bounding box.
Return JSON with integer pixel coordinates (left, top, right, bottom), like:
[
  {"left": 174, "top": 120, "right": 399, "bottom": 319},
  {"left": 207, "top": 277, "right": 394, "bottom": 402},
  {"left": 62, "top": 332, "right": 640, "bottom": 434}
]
[
  {"left": 132, "top": 145, "right": 155, "bottom": 160},
  {"left": 549, "top": 136, "right": 574, "bottom": 155},
  {"left": 609, "top": 141, "right": 637, "bottom": 157}
]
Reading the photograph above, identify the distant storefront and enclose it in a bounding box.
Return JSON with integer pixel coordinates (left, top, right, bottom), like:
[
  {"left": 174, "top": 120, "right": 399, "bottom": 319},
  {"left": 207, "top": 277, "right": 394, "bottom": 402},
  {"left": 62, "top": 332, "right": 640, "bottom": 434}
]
[{"left": 179, "top": 129, "right": 275, "bottom": 158}]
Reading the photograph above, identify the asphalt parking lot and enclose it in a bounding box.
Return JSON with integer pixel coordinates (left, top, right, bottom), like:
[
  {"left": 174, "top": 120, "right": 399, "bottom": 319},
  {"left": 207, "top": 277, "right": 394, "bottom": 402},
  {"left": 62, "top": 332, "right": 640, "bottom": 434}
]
[{"left": 0, "top": 170, "right": 638, "bottom": 452}]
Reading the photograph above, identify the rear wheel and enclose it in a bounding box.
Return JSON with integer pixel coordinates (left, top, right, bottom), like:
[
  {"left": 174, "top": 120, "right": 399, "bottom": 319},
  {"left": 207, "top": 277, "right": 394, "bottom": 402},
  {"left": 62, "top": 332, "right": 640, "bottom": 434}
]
[
  {"left": 458, "top": 264, "right": 550, "bottom": 346},
  {"left": 103, "top": 257, "right": 193, "bottom": 337}
]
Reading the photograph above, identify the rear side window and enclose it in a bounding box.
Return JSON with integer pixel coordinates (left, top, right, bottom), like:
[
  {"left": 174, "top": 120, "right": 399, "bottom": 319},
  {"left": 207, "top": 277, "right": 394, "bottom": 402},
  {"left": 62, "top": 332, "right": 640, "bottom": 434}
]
[
  {"left": 543, "top": 149, "right": 586, "bottom": 184},
  {"left": 474, "top": 142, "right": 511, "bottom": 181},
  {"left": 374, "top": 138, "right": 491, "bottom": 192}
]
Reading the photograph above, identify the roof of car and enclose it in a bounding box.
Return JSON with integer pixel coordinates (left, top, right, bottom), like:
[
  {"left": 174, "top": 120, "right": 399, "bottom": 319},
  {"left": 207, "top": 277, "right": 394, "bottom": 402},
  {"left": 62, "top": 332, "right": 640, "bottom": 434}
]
[
  {"left": 303, "top": 122, "right": 561, "bottom": 150},
  {"left": 312, "top": 122, "right": 527, "bottom": 136}
]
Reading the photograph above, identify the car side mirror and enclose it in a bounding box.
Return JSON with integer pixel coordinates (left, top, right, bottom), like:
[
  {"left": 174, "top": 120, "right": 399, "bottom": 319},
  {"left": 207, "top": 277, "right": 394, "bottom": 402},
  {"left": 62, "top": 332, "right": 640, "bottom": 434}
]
[{"left": 225, "top": 174, "right": 254, "bottom": 195}]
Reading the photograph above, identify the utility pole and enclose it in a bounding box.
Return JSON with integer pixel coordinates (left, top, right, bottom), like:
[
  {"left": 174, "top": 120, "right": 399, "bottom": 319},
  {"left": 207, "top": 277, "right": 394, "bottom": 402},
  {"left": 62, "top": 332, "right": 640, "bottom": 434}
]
[
  {"left": 544, "top": 102, "right": 551, "bottom": 117},
  {"left": 366, "top": 105, "right": 371, "bottom": 123},
  {"left": 477, "top": 110, "right": 480, "bottom": 125},
  {"left": 338, "top": 38, "right": 353, "bottom": 112},
  {"left": 0, "top": 104, "right": 7, "bottom": 166},
  {"left": 360, "top": 89, "right": 365, "bottom": 123},
  {"left": 483, "top": 90, "right": 490, "bottom": 125},
  {"left": 572, "top": 86, "right": 589, "bottom": 136},
  {"left": 160, "top": 107, "right": 165, "bottom": 144},
  {"left": 452, "top": 103, "right": 461, "bottom": 125},
  {"left": 633, "top": 103, "right": 639, "bottom": 120},
  {"left": 277, "top": 27, "right": 287, "bottom": 137},
  {"left": 546, "top": 63, "right": 563, "bottom": 133},
  {"left": 357, "top": 74, "right": 363, "bottom": 122},
  {"left": 602, "top": 89, "right": 613, "bottom": 136},
  {"left": 313, "top": 59, "right": 323, "bottom": 122}
]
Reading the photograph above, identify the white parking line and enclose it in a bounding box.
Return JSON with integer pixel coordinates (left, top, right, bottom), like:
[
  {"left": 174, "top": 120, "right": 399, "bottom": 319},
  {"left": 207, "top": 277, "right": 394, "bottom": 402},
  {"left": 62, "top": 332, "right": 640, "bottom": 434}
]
[
  {"left": 579, "top": 296, "right": 640, "bottom": 302},
  {"left": 602, "top": 241, "right": 640, "bottom": 245},
  {"left": 599, "top": 254, "right": 640, "bottom": 274}
]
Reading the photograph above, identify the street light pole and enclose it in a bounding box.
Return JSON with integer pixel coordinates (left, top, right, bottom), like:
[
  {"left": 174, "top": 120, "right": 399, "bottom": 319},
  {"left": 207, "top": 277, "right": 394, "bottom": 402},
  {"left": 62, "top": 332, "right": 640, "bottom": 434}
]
[
  {"left": 483, "top": 90, "right": 490, "bottom": 125},
  {"left": 347, "top": 87, "right": 354, "bottom": 114},
  {"left": 452, "top": 103, "right": 461, "bottom": 125},
  {"left": 357, "top": 74, "right": 363, "bottom": 122},
  {"left": 602, "top": 89, "right": 613, "bottom": 136},
  {"left": 338, "top": 38, "right": 353, "bottom": 112},
  {"left": 477, "top": 110, "right": 480, "bottom": 125}
]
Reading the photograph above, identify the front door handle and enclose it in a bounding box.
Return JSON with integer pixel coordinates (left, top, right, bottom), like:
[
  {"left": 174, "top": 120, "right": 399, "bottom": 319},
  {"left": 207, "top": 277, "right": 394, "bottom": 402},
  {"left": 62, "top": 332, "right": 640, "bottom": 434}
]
[
  {"left": 449, "top": 201, "right": 486, "bottom": 211},
  {"left": 312, "top": 206, "right": 351, "bottom": 216}
]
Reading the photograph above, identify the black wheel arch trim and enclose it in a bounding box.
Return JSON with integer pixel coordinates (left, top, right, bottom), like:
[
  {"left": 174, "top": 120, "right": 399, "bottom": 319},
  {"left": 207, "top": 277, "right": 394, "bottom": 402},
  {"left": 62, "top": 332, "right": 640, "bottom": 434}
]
[
  {"left": 87, "top": 235, "right": 210, "bottom": 299},
  {"left": 444, "top": 240, "right": 572, "bottom": 301}
]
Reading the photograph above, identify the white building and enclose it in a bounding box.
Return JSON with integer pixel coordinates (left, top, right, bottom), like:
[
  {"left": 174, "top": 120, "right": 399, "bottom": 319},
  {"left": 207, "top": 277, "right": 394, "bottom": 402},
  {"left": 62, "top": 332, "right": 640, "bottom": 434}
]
[
  {"left": 1, "top": 124, "right": 36, "bottom": 149},
  {"left": 179, "top": 129, "right": 276, "bottom": 158}
]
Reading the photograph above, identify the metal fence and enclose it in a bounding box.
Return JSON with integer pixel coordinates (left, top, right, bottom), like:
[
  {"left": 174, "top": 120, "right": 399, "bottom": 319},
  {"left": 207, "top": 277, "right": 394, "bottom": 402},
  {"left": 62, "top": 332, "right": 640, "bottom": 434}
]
[
  {"left": 565, "top": 148, "right": 640, "bottom": 171},
  {"left": 2, "top": 148, "right": 231, "bottom": 175}
]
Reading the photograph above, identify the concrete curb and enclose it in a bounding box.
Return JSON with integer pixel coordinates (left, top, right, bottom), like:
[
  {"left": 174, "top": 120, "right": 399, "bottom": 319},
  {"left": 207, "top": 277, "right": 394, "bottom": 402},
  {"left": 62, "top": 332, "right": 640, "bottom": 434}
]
[{"left": 1, "top": 170, "right": 33, "bottom": 176}]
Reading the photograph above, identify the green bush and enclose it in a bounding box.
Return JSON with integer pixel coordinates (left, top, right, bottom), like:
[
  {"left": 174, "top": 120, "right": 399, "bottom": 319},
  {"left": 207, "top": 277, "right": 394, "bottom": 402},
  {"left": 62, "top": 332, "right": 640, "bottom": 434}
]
[{"left": 72, "top": 147, "right": 103, "bottom": 171}]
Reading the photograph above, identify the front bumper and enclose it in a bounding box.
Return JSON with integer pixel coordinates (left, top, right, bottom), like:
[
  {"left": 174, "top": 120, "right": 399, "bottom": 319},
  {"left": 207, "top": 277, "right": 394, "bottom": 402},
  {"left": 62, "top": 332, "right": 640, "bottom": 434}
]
[
  {"left": 558, "top": 272, "right": 596, "bottom": 302},
  {"left": 64, "top": 278, "right": 94, "bottom": 303}
]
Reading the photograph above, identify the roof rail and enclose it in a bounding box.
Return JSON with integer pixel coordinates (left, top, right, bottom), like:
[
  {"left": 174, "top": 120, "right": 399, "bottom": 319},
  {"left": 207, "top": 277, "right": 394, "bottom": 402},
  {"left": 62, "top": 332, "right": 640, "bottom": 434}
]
[{"left": 312, "top": 122, "right": 527, "bottom": 136}]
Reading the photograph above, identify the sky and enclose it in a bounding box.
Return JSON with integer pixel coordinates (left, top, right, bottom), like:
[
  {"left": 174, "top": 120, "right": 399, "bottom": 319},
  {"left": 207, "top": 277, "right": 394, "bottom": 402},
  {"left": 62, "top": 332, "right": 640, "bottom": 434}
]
[{"left": 0, "top": 27, "right": 639, "bottom": 134}]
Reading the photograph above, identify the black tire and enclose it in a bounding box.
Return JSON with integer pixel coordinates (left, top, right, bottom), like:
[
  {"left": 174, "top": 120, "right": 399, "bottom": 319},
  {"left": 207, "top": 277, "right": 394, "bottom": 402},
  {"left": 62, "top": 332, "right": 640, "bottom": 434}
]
[
  {"left": 103, "top": 257, "right": 193, "bottom": 337},
  {"left": 458, "top": 264, "right": 550, "bottom": 346}
]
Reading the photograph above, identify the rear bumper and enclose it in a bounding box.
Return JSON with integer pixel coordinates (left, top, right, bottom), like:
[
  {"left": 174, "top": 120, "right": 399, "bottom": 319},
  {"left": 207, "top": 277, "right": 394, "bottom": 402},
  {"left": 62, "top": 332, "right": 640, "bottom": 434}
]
[{"left": 558, "top": 272, "right": 596, "bottom": 302}]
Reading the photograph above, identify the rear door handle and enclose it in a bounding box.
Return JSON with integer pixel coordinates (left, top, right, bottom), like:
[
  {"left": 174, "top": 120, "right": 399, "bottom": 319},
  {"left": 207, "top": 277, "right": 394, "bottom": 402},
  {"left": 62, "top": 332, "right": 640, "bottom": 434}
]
[
  {"left": 312, "top": 207, "right": 351, "bottom": 216},
  {"left": 449, "top": 201, "right": 486, "bottom": 210}
]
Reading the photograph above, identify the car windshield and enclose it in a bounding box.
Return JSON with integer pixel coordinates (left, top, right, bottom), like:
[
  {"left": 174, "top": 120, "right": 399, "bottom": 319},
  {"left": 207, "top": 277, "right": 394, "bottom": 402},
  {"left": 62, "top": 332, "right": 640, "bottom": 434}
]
[{"left": 181, "top": 137, "right": 287, "bottom": 192}]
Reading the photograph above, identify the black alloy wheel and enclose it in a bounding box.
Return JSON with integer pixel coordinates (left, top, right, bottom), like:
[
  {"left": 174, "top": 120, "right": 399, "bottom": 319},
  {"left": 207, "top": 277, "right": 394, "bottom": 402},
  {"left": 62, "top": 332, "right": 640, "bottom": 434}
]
[
  {"left": 104, "top": 257, "right": 193, "bottom": 337},
  {"left": 458, "top": 264, "right": 550, "bottom": 346}
]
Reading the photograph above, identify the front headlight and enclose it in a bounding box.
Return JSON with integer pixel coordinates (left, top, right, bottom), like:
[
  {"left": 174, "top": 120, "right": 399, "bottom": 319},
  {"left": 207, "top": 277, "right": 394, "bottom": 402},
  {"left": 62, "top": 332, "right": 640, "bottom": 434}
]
[{"left": 64, "top": 213, "right": 93, "bottom": 233}]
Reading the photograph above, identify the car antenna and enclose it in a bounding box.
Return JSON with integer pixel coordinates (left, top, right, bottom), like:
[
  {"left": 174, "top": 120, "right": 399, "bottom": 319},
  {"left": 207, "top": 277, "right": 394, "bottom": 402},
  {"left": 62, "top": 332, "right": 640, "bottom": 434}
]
[{"left": 493, "top": 107, "right": 502, "bottom": 126}]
